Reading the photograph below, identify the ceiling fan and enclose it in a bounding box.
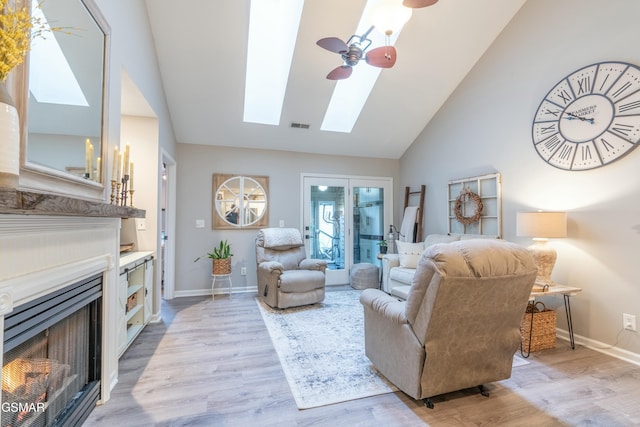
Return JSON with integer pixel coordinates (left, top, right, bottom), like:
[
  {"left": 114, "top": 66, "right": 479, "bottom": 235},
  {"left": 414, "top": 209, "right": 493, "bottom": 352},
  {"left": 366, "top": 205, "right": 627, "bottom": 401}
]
[{"left": 316, "top": 25, "right": 397, "bottom": 80}]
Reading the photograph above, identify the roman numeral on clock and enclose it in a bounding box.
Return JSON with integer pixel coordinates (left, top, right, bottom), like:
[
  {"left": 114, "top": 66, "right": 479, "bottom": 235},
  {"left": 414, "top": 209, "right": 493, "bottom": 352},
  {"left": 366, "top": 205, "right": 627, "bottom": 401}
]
[
  {"left": 581, "top": 144, "right": 592, "bottom": 161},
  {"left": 599, "top": 74, "right": 610, "bottom": 92},
  {"left": 610, "top": 81, "right": 633, "bottom": 99},
  {"left": 599, "top": 137, "right": 614, "bottom": 152},
  {"left": 540, "top": 124, "right": 557, "bottom": 135},
  {"left": 558, "top": 144, "right": 573, "bottom": 160},
  {"left": 544, "top": 134, "right": 562, "bottom": 151},
  {"left": 618, "top": 100, "right": 640, "bottom": 113},
  {"left": 577, "top": 76, "right": 591, "bottom": 95},
  {"left": 543, "top": 107, "right": 561, "bottom": 118},
  {"left": 610, "top": 122, "right": 634, "bottom": 137},
  {"left": 558, "top": 88, "right": 573, "bottom": 105}
]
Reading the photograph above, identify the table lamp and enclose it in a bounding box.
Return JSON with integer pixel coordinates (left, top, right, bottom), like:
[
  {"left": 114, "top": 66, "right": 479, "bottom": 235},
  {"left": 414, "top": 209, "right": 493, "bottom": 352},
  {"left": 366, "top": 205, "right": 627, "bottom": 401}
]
[{"left": 516, "top": 211, "right": 567, "bottom": 286}]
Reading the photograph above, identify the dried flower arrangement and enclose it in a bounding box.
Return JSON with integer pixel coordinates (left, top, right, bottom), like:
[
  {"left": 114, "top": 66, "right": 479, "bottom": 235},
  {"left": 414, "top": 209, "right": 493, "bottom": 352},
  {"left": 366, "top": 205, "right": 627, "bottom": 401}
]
[{"left": 0, "top": 0, "right": 70, "bottom": 81}]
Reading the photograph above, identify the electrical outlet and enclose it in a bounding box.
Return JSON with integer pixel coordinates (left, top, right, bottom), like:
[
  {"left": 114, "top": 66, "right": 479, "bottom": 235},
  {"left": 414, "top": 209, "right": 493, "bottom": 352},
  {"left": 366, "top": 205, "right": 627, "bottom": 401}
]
[
  {"left": 279, "top": 220, "right": 285, "bottom": 227},
  {"left": 195, "top": 219, "right": 205, "bottom": 228},
  {"left": 623, "top": 313, "right": 637, "bottom": 331},
  {"left": 241, "top": 267, "right": 247, "bottom": 276}
]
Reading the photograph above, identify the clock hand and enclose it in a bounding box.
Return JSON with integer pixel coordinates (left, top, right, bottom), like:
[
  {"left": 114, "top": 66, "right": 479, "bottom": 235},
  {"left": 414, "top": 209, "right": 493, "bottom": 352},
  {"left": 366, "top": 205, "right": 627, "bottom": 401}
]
[{"left": 564, "top": 111, "right": 594, "bottom": 124}]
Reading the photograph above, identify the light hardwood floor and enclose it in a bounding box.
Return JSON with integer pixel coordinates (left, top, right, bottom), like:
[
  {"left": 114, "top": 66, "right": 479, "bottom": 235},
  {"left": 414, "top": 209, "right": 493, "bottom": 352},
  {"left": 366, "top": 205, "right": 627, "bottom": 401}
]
[{"left": 85, "top": 289, "right": 640, "bottom": 426}]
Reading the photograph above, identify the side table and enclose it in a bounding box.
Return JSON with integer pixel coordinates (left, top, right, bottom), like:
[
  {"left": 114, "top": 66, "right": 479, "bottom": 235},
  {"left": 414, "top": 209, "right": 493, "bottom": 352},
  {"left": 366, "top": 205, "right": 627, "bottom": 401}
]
[
  {"left": 521, "top": 283, "right": 582, "bottom": 357},
  {"left": 211, "top": 273, "right": 232, "bottom": 300}
]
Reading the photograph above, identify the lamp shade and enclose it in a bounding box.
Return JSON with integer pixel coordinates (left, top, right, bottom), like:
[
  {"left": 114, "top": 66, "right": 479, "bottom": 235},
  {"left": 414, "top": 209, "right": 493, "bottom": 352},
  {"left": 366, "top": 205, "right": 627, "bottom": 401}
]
[{"left": 516, "top": 212, "right": 567, "bottom": 239}]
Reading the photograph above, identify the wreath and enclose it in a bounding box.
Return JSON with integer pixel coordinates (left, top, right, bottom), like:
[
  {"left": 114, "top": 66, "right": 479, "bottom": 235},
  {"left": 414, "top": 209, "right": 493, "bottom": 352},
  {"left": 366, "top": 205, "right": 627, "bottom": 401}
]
[{"left": 454, "top": 188, "right": 484, "bottom": 225}]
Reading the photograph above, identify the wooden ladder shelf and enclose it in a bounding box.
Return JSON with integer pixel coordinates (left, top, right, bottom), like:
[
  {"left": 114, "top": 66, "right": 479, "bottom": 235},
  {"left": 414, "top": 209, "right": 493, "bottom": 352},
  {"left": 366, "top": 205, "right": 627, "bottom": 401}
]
[{"left": 404, "top": 185, "right": 426, "bottom": 242}]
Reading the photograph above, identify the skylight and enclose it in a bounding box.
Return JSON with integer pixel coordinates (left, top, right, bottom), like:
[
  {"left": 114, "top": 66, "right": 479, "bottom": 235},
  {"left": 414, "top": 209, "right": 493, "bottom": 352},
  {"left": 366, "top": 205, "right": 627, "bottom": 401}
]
[
  {"left": 243, "top": 0, "right": 304, "bottom": 125},
  {"left": 29, "top": 1, "right": 88, "bottom": 106},
  {"left": 321, "top": 1, "right": 405, "bottom": 133}
]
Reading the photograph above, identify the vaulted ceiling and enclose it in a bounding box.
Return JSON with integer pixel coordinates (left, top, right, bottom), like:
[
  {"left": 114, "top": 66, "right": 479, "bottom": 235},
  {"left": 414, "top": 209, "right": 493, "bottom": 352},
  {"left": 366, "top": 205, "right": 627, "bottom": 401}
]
[{"left": 143, "top": 0, "right": 526, "bottom": 159}]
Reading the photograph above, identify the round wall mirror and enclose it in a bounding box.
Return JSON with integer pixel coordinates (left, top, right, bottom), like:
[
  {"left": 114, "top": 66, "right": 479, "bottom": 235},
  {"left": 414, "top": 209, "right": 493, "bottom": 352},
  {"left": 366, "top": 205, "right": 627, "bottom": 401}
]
[{"left": 213, "top": 174, "right": 269, "bottom": 229}]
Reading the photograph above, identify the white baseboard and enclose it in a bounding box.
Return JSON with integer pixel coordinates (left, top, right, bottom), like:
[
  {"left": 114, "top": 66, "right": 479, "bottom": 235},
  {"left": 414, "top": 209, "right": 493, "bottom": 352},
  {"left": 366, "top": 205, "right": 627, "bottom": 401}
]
[
  {"left": 557, "top": 328, "right": 640, "bottom": 367},
  {"left": 174, "top": 285, "right": 258, "bottom": 298}
]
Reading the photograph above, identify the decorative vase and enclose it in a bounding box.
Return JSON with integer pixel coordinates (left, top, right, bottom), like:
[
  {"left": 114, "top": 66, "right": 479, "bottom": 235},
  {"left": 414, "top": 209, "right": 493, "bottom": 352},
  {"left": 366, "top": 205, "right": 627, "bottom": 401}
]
[{"left": 0, "top": 80, "right": 20, "bottom": 188}]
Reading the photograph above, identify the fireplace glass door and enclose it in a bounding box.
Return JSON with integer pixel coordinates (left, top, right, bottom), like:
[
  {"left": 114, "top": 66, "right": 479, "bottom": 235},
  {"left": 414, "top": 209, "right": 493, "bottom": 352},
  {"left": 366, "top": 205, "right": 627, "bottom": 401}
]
[{"left": 2, "top": 274, "right": 102, "bottom": 427}]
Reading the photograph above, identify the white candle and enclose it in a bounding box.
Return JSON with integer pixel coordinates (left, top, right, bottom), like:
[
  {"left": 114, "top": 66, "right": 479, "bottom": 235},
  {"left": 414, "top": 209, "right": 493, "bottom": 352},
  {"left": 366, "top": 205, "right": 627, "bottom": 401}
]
[
  {"left": 89, "top": 143, "right": 94, "bottom": 180},
  {"left": 129, "top": 161, "right": 134, "bottom": 190},
  {"left": 111, "top": 147, "right": 118, "bottom": 181},
  {"left": 123, "top": 144, "right": 130, "bottom": 176},
  {"left": 96, "top": 157, "right": 101, "bottom": 183},
  {"left": 85, "top": 139, "right": 91, "bottom": 177},
  {"left": 117, "top": 153, "right": 123, "bottom": 181}
]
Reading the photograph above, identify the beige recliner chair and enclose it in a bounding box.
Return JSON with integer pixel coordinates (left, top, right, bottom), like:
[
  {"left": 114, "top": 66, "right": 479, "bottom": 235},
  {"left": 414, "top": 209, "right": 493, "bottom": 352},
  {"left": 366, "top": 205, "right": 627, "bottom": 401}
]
[
  {"left": 360, "top": 239, "right": 536, "bottom": 408},
  {"left": 255, "top": 228, "right": 327, "bottom": 309}
]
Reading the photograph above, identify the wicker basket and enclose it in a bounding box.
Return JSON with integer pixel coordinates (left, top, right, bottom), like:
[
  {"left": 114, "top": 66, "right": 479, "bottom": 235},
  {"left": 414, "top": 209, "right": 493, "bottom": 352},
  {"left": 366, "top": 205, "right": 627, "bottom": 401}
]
[
  {"left": 212, "top": 258, "right": 232, "bottom": 275},
  {"left": 520, "top": 301, "right": 556, "bottom": 352},
  {"left": 126, "top": 293, "right": 138, "bottom": 313}
]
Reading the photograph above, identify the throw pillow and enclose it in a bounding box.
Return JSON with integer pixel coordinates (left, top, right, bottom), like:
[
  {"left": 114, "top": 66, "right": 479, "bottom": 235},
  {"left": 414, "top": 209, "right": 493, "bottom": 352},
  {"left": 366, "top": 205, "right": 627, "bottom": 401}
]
[{"left": 396, "top": 241, "right": 425, "bottom": 269}]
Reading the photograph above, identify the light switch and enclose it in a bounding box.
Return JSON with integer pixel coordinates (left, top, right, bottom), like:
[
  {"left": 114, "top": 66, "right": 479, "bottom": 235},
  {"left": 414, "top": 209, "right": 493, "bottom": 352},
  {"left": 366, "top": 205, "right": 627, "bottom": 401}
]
[
  {"left": 136, "top": 219, "right": 146, "bottom": 231},
  {"left": 195, "top": 219, "right": 205, "bottom": 228},
  {"left": 279, "top": 220, "right": 285, "bottom": 227}
]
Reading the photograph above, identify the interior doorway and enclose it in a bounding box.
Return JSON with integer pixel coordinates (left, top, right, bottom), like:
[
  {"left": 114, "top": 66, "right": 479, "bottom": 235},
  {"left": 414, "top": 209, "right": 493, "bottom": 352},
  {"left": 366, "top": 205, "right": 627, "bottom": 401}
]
[
  {"left": 302, "top": 174, "right": 393, "bottom": 286},
  {"left": 161, "top": 150, "right": 176, "bottom": 300}
]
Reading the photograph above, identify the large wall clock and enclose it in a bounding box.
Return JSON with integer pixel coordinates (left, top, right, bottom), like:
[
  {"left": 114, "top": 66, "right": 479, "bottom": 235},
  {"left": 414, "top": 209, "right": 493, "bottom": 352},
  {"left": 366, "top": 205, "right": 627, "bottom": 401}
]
[{"left": 532, "top": 61, "right": 640, "bottom": 170}]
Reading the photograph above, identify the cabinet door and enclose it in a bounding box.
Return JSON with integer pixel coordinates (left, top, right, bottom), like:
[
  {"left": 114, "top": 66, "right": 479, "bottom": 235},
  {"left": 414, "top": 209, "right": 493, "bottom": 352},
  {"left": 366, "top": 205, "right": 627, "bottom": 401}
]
[
  {"left": 118, "top": 272, "right": 129, "bottom": 356},
  {"left": 143, "top": 258, "right": 154, "bottom": 323}
]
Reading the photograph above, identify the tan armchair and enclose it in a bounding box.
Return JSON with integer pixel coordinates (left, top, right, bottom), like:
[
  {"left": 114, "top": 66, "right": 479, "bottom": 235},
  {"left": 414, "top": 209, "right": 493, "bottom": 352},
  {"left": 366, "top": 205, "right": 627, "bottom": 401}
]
[
  {"left": 360, "top": 239, "right": 536, "bottom": 408},
  {"left": 255, "top": 228, "right": 327, "bottom": 309}
]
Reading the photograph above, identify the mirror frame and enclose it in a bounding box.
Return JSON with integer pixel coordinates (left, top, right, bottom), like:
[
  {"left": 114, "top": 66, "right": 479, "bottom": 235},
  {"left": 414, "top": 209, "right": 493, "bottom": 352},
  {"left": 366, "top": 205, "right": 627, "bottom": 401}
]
[
  {"left": 9, "top": 0, "right": 111, "bottom": 201},
  {"left": 212, "top": 174, "right": 269, "bottom": 229}
]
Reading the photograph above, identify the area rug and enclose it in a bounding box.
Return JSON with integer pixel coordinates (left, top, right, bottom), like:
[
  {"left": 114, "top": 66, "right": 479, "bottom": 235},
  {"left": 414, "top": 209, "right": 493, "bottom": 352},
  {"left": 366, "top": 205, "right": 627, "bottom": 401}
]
[
  {"left": 256, "top": 289, "right": 528, "bottom": 409},
  {"left": 256, "top": 290, "right": 397, "bottom": 409}
]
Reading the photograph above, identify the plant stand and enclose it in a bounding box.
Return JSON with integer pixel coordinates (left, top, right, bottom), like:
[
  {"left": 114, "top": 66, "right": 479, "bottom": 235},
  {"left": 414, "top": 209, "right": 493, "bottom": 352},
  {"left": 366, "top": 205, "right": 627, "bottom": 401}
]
[{"left": 211, "top": 273, "right": 232, "bottom": 300}]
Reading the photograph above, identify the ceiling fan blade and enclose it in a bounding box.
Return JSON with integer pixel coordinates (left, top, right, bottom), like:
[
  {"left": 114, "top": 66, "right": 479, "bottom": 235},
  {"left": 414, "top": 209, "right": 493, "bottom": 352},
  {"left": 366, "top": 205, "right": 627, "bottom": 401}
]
[
  {"left": 326, "top": 65, "right": 353, "bottom": 80},
  {"left": 403, "top": 0, "right": 438, "bottom": 7},
  {"left": 365, "top": 46, "right": 397, "bottom": 68},
  {"left": 317, "top": 37, "right": 349, "bottom": 54}
]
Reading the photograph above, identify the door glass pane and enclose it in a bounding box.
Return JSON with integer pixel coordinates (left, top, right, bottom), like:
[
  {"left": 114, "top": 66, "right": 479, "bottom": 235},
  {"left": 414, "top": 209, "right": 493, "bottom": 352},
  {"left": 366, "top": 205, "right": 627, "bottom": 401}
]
[
  {"left": 353, "top": 187, "right": 385, "bottom": 267},
  {"left": 309, "top": 185, "right": 345, "bottom": 270}
]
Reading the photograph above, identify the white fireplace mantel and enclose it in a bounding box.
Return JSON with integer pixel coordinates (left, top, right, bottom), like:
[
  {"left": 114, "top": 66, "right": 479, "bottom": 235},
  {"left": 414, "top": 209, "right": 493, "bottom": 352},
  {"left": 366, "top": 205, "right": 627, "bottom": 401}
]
[{"left": 0, "top": 214, "right": 122, "bottom": 404}]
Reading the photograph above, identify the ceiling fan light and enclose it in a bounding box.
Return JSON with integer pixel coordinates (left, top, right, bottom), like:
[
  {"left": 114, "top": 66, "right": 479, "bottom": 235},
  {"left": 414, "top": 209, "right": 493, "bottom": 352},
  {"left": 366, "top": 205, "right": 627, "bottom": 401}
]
[
  {"left": 370, "top": 0, "right": 412, "bottom": 35},
  {"left": 402, "top": 0, "right": 438, "bottom": 7}
]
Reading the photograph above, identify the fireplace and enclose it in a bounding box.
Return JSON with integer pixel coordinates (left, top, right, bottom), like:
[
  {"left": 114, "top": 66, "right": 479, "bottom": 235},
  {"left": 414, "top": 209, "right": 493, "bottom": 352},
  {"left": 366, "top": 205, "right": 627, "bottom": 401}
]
[{"left": 2, "top": 274, "right": 102, "bottom": 427}]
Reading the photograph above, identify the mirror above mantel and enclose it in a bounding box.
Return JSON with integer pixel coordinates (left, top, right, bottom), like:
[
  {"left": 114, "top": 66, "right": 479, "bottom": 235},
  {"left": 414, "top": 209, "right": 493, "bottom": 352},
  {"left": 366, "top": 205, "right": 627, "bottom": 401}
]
[{"left": 12, "top": 0, "right": 110, "bottom": 201}]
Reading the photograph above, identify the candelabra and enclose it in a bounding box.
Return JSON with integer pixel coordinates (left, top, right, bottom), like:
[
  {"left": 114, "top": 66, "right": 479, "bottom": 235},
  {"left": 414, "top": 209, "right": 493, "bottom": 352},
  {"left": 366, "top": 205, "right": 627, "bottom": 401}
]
[
  {"left": 115, "top": 181, "right": 121, "bottom": 206},
  {"left": 121, "top": 175, "right": 129, "bottom": 206},
  {"left": 110, "top": 180, "right": 117, "bottom": 204},
  {"left": 129, "top": 189, "right": 135, "bottom": 207}
]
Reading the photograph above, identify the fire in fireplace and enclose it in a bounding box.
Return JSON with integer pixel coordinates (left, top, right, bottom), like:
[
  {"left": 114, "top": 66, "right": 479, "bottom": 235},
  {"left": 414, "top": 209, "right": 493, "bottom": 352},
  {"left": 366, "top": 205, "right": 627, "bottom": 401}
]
[{"left": 2, "top": 274, "right": 102, "bottom": 427}]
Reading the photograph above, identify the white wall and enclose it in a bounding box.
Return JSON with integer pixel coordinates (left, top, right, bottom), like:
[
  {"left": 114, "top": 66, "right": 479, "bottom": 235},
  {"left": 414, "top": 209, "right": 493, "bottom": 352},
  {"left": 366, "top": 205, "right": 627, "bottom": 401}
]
[
  {"left": 94, "top": 0, "right": 177, "bottom": 171},
  {"left": 93, "top": 0, "right": 177, "bottom": 320},
  {"left": 400, "top": 0, "right": 640, "bottom": 359},
  {"left": 175, "top": 144, "right": 399, "bottom": 296}
]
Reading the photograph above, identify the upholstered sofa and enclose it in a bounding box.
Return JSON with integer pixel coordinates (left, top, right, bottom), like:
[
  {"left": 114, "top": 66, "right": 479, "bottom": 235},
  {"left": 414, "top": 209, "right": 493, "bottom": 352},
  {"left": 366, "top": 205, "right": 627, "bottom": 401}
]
[
  {"left": 381, "top": 233, "right": 499, "bottom": 299},
  {"left": 360, "top": 239, "right": 537, "bottom": 406}
]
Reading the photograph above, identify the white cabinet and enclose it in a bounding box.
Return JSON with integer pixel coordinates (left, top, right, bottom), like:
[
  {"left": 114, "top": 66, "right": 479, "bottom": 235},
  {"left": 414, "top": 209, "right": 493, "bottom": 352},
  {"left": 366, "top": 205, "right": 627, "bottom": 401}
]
[{"left": 118, "top": 251, "right": 154, "bottom": 357}]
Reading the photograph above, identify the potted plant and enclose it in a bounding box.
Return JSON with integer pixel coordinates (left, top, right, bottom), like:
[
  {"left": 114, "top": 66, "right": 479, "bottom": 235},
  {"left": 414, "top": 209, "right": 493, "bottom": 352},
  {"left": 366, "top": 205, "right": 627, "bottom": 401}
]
[
  {"left": 208, "top": 240, "right": 233, "bottom": 275},
  {"left": 377, "top": 240, "right": 388, "bottom": 255}
]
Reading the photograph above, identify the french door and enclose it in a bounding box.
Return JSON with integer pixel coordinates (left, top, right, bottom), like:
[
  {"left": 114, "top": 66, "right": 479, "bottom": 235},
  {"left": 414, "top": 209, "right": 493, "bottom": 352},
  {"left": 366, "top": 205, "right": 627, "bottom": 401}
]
[{"left": 302, "top": 174, "right": 393, "bottom": 286}]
